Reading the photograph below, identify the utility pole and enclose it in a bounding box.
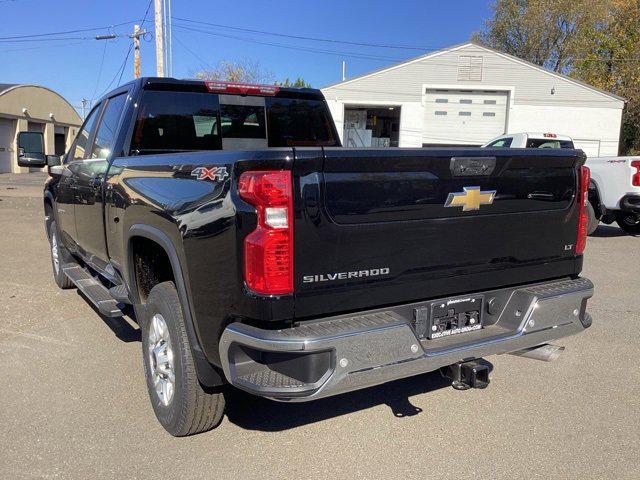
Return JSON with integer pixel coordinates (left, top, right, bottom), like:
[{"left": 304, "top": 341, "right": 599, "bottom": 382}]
[
  {"left": 81, "top": 98, "right": 87, "bottom": 120},
  {"left": 342, "top": 60, "right": 346, "bottom": 81},
  {"left": 130, "top": 24, "right": 147, "bottom": 78},
  {"left": 154, "top": 0, "right": 165, "bottom": 77}
]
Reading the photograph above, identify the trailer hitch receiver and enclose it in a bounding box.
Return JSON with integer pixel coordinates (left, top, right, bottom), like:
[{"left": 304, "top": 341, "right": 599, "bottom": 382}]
[{"left": 440, "top": 360, "right": 490, "bottom": 390}]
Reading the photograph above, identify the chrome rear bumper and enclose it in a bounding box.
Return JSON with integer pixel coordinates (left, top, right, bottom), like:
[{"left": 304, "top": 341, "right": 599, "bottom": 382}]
[{"left": 219, "top": 277, "right": 593, "bottom": 401}]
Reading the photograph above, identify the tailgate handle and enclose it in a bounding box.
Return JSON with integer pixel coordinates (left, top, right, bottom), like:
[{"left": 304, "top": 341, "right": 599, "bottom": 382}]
[{"left": 450, "top": 157, "right": 496, "bottom": 177}]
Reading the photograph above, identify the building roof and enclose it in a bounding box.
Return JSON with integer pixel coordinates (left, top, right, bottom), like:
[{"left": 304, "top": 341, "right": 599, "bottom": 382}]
[
  {"left": 0, "top": 83, "right": 81, "bottom": 126},
  {"left": 323, "top": 42, "right": 625, "bottom": 103},
  {"left": 0, "top": 83, "right": 20, "bottom": 95}
]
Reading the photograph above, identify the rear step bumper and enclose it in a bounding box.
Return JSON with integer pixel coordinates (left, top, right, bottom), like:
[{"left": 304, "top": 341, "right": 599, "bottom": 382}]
[{"left": 219, "top": 277, "right": 593, "bottom": 401}]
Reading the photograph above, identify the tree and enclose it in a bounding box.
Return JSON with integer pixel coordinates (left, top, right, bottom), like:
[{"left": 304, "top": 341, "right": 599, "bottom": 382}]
[
  {"left": 475, "top": 0, "right": 640, "bottom": 153},
  {"left": 195, "top": 59, "right": 273, "bottom": 84},
  {"left": 276, "top": 77, "right": 313, "bottom": 88}
]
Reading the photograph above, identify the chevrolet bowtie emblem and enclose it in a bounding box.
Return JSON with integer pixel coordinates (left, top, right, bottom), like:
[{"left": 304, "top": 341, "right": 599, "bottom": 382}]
[{"left": 444, "top": 186, "right": 496, "bottom": 211}]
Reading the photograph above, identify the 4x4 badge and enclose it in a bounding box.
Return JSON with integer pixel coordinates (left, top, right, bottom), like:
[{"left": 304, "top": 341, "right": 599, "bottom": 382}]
[{"left": 191, "top": 166, "right": 229, "bottom": 182}]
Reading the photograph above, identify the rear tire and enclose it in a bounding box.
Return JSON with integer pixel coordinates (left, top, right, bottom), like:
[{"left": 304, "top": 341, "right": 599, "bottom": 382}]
[
  {"left": 586, "top": 201, "right": 599, "bottom": 235},
  {"left": 141, "top": 281, "right": 225, "bottom": 436},
  {"left": 615, "top": 211, "right": 640, "bottom": 236},
  {"left": 49, "top": 220, "right": 74, "bottom": 289}
]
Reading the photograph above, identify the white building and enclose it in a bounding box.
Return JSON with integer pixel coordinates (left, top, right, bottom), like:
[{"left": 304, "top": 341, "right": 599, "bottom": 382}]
[
  {"left": 0, "top": 83, "right": 81, "bottom": 173},
  {"left": 322, "top": 42, "right": 625, "bottom": 156}
]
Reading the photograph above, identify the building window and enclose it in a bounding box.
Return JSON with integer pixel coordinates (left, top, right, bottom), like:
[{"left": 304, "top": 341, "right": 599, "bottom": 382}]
[
  {"left": 460, "top": 99, "right": 472, "bottom": 104},
  {"left": 459, "top": 111, "right": 471, "bottom": 116},
  {"left": 435, "top": 111, "right": 447, "bottom": 116},
  {"left": 457, "top": 55, "right": 483, "bottom": 81},
  {"left": 484, "top": 99, "right": 497, "bottom": 105},
  {"left": 483, "top": 112, "right": 496, "bottom": 117},
  {"left": 435, "top": 98, "right": 448, "bottom": 103}
]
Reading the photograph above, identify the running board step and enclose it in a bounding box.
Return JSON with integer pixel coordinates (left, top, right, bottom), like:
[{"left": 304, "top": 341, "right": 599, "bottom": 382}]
[
  {"left": 108, "top": 284, "right": 131, "bottom": 304},
  {"left": 62, "top": 264, "right": 124, "bottom": 317}
]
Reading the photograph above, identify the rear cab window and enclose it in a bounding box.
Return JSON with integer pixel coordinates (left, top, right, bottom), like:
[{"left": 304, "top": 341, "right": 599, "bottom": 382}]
[
  {"left": 128, "top": 83, "right": 338, "bottom": 155},
  {"left": 526, "top": 138, "right": 574, "bottom": 149}
]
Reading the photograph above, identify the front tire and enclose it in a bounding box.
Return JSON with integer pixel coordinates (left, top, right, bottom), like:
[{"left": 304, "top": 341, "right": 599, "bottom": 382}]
[
  {"left": 141, "top": 281, "right": 225, "bottom": 436},
  {"left": 615, "top": 211, "right": 640, "bottom": 235},
  {"left": 49, "top": 220, "right": 74, "bottom": 289}
]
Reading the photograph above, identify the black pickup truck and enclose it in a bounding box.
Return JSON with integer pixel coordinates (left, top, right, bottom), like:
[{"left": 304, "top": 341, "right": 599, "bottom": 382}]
[{"left": 18, "top": 78, "right": 594, "bottom": 436}]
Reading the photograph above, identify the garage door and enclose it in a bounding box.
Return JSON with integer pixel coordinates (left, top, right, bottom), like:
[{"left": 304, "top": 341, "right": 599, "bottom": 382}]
[
  {"left": 423, "top": 89, "right": 508, "bottom": 146},
  {"left": 573, "top": 139, "right": 600, "bottom": 158},
  {"left": 0, "top": 118, "right": 15, "bottom": 173}
]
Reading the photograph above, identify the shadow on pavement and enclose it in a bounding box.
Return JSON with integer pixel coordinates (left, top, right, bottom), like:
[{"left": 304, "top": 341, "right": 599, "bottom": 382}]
[
  {"left": 78, "top": 290, "right": 141, "bottom": 343},
  {"left": 225, "top": 368, "right": 470, "bottom": 432},
  {"left": 76, "top": 287, "right": 495, "bottom": 431},
  {"left": 590, "top": 224, "right": 627, "bottom": 238}
]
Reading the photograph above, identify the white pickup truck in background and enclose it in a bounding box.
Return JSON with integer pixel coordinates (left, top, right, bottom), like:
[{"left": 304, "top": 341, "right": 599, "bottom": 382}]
[{"left": 483, "top": 132, "right": 640, "bottom": 235}]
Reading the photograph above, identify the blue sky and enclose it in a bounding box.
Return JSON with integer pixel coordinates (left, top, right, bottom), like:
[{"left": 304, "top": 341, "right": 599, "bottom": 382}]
[{"left": 0, "top": 0, "right": 493, "bottom": 113}]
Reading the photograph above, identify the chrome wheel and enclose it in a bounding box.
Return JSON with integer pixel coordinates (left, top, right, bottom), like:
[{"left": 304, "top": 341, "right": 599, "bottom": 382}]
[
  {"left": 147, "top": 314, "right": 175, "bottom": 406},
  {"left": 51, "top": 232, "right": 60, "bottom": 275}
]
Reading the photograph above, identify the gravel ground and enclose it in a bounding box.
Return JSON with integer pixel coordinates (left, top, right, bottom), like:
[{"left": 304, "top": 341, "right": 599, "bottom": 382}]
[{"left": 1, "top": 179, "right": 638, "bottom": 480}]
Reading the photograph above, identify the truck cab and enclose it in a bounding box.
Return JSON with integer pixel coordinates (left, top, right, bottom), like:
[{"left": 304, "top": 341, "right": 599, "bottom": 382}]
[{"left": 483, "top": 132, "right": 575, "bottom": 149}]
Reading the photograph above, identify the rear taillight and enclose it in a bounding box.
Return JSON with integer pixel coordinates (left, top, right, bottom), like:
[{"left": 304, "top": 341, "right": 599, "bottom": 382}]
[
  {"left": 238, "top": 170, "right": 293, "bottom": 295},
  {"left": 631, "top": 160, "right": 640, "bottom": 187},
  {"left": 575, "top": 165, "right": 590, "bottom": 255}
]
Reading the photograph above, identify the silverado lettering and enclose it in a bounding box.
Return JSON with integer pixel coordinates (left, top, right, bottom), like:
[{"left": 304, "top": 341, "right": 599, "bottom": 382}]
[{"left": 302, "top": 268, "right": 390, "bottom": 283}]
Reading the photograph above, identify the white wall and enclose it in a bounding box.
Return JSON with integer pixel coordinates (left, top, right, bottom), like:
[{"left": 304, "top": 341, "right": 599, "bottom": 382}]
[
  {"left": 398, "top": 102, "right": 423, "bottom": 147},
  {"left": 508, "top": 104, "right": 622, "bottom": 156}
]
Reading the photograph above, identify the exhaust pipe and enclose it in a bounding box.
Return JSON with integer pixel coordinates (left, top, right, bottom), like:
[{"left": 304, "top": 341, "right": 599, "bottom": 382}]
[{"left": 510, "top": 344, "right": 565, "bottom": 362}]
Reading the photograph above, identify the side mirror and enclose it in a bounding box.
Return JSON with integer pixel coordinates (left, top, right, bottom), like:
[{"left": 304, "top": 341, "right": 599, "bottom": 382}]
[
  {"left": 17, "top": 131, "right": 47, "bottom": 168},
  {"left": 47, "top": 155, "right": 62, "bottom": 166}
]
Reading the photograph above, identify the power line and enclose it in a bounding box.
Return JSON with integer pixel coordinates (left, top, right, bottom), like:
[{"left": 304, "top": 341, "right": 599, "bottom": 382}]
[
  {"left": 90, "top": 39, "right": 110, "bottom": 104},
  {"left": 117, "top": 45, "right": 133, "bottom": 86},
  {"left": 0, "top": 19, "right": 140, "bottom": 41},
  {"left": 172, "top": 17, "right": 640, "bottom": 64},
  {"left": 172, "top": 32, "right": 213, "bottom": 70},
  {"left": 172, "top": 24, "right": 403, "bottom": 62},
  {"left": 0, "top": 41, "right": 84, "bottom": 53},
  {"left": 172, "top": 16, "right": 443, "bottom": 52},
  {"left": 94, "top": 43, "right": 133, "bottom": 101},
  {"left": 141, "top": 0, "right": 153, "bottom": 27}
]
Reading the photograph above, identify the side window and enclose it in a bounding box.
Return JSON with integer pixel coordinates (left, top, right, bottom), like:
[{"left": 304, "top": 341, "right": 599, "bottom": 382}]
[
  {"left": 130, "top": 90, "right": 221, "bottom": 154},
  {"left": 70, "top": 105, "right": 100, "bottom": 162},
  {"left": 91, "top": 93, "right": 127, "bottom": 159},
  {"left": 488, "top": 137, "right": 512, "bottom": 148}
]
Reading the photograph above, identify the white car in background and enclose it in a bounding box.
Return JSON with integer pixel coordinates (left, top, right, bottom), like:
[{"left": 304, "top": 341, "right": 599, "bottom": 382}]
[{"left": 483, "top": 132, "right": 640, "bottom": 235}]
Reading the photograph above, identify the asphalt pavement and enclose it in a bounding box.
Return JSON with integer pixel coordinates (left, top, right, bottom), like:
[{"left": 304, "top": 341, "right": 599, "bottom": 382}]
[{"left": 1, "top": 174, "right": 638, "bottom": 479}]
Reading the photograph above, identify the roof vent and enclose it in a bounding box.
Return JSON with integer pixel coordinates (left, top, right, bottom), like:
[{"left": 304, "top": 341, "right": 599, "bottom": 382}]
[{"left": 458, "top": 55, "right": 483, "bottom": 81}]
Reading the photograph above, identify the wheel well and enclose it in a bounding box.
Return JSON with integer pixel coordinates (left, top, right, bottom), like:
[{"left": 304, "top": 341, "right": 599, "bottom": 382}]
[
  {"left": 44, "top": 198, "right": 53, "bottom": 238},
  {"left": 588, "top": 181, "right": 602, "bottom": 215},
  {"left": 130, "top": 236, "right": 175, "bottom": 303}
]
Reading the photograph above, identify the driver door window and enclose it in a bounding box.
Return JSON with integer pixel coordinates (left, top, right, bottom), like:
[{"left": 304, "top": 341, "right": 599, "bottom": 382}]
[
  {"left": 70, "top": 105, "right": 101, "bottom": 162},
  {"left": 91, "top": 93, "right": 127, "bottom": 159},
  {"left": 488, "top": 137, "right": 512, "bottom": 148}
]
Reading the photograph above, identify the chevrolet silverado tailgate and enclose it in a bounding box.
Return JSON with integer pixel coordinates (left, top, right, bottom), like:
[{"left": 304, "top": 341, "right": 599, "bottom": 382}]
[{"left": 293, "top": 147, "right": 585, "bottom": 319}]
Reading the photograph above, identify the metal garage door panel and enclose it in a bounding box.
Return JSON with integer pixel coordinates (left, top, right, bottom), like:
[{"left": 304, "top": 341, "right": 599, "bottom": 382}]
[
  {"left": 423, "top": 89, "right": 507, "bottom": 146},
  {"left": 573, "top": 139, "right": 600, "bottom": 158},
  {"left": 0, "top": 119, "right": 15, "bottom": 173}
]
